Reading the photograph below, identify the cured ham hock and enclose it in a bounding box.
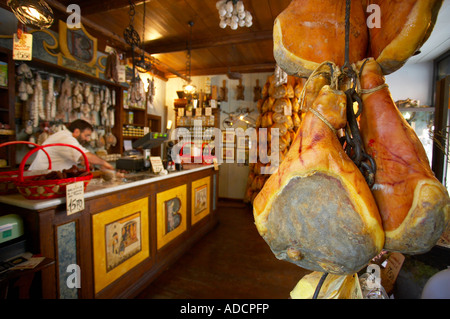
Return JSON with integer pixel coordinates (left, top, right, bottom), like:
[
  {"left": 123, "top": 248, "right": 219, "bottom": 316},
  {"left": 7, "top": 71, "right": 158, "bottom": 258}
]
[
  {"left": 273, "top": 0, "right": 368, "bottom": 77},
  {"left": 358, "top": 58, "right": 450, "bottom": 254},
  {"left": 253, "top": 83, "right": 384, "bottom": 275}
]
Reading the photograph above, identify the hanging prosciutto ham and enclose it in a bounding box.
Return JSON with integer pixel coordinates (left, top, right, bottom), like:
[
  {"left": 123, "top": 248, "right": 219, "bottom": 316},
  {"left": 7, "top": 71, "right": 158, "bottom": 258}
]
[
  {"left": 358, "top": 58, "right": 449, "bottom": 254},
  {"left": 273, "top": 0, "right": 368, "bottom": 77},
  {"left": 253, "top": 80, "right": 384, "bottom": 275}
]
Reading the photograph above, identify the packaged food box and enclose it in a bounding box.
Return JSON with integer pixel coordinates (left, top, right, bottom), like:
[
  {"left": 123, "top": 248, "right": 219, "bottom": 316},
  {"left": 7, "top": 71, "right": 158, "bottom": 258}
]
[{"left": 0, "top": 61, "right": 7, "bottom": 87}]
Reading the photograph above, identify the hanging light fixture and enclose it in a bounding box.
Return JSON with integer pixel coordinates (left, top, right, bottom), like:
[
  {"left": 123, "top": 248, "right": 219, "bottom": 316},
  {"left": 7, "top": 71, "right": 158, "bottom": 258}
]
[
  {"left": 216, "top": 0, "right": 252, "bottom": 30},
  {"left": 7, "top": 0, "right": 54, "bottom": 29},
  {"left": 135, "top": 0, "right": 152, "bottom": 73},
  {"left": 183, "top": 21, "right": 196, "bottom": 96},
  {"left": 124, "top": 0, "right": 141, "bottom": 83}
]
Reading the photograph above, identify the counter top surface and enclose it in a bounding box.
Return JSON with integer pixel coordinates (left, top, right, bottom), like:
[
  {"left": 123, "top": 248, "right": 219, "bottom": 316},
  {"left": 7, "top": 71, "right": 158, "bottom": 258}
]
[{"left": 0, "top": 164, "right": 215, "bottom": 211}]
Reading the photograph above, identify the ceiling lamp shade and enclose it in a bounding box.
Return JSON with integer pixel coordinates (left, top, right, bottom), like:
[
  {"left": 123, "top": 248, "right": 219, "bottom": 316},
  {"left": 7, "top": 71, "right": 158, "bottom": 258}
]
[
  {"left": 7, "top": 0, "right": 54, "bottom": 29},
  {"left": 216, "top": 0, "right": 252, "bottom": 30},
  {"left": 135, "top": 55, "right": 152, "bottom": 73},
  {"left": 183, "top": 82, "right": 196, "bottom": 95}
]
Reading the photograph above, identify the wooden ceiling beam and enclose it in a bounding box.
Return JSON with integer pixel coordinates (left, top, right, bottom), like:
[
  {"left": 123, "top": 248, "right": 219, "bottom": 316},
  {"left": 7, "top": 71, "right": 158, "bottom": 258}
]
[
  {"left": 166, "top": 63, "right": 276, "bottom": 78},
  {"left": 79, "top": 0, "right": 148, "bottom": 16},
  {"left": 144, "top": 30, "right": 273, "bottom": 54}
]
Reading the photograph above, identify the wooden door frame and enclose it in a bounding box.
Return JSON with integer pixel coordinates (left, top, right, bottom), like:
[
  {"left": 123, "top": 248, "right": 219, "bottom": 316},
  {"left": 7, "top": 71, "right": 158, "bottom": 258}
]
[{"left": 431, "top": 49, "right": 450, "bottom": 183}]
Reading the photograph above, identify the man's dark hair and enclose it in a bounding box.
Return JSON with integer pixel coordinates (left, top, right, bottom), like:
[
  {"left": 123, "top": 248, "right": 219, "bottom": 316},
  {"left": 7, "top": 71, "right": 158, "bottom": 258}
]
[{"left": 68, "top": 119, "right": 93, "bottom": 133}]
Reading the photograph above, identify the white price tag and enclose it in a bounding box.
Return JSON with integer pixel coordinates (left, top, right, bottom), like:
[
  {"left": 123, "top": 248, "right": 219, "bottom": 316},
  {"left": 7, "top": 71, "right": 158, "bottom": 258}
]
[
  {"left": 284, "top": 102, "right": 292, "bottom": 116},
  {"left": 213, "top": 158, "right": 219, "bottom": 171},
  {"left": 13, "top": 33, "right": 33, "bottom": 61},
  {"left": 66, "top": 182, "right": 85, "bottom": 215}
]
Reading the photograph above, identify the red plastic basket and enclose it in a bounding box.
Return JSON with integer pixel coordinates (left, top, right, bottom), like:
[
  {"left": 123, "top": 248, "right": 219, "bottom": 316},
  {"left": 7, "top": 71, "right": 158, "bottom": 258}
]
[
  {"left": 179, "top": 141, "right": 216, "bottom": 165},
  {"left": 15, "top": 143, "right": 92, "bottom": 200},
  {"left": 180, "top": 142, "right": 202, "bottom": 164},
  {"left": 201, "top": 142, "right": 216, "bottom": 164},
  {"left": 0, "top": 141, "right": 52, "bottom": 195}
]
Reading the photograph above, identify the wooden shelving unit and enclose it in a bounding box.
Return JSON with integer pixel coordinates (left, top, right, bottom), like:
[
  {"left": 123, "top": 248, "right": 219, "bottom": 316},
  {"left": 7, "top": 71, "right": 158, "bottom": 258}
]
[
  {"left": 0, "top": 47, "right": 16, "bottom": 170},
  {"left": 119, "top": 100, "right": 163, "bottom": 157},
  {"left": 12, "top": 56, "right": 141, "bottom": 157}
]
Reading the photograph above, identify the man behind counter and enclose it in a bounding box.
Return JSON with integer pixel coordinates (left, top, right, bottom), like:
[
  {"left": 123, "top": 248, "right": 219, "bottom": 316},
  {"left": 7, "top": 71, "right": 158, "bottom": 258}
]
[{"left": 29, "top": 119, "right": 114, "bottom": 172}]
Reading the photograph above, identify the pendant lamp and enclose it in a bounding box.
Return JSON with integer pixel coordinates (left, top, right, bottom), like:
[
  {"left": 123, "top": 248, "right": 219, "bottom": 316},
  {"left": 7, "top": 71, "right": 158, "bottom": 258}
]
[
  {"left": 7, "top": 0, "right": 54, "bottom": 29},
  {"left": 183, "top": 21, "right": 196, "bottom": 96}
]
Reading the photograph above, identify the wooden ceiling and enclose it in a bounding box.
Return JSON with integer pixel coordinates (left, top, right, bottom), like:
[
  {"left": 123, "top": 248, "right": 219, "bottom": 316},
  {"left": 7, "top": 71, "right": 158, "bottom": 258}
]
[{"left": 1, "top": 0, "right": 292, "bottom": 79}]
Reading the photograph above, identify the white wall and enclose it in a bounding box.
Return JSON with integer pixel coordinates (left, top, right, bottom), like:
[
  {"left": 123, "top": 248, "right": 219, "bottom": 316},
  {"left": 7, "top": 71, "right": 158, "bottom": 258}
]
[
  {"left": 385, "top": 61, "right": 434, "bottom": 106},
  {"left": 150, "top": 76, "right": 167, "bottom": 120}
]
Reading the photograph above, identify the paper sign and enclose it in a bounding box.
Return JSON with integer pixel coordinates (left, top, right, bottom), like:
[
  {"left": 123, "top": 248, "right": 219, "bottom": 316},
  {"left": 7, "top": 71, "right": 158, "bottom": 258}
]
[
  {"left": 124, "top": 140, "right": 132, "bottom": 151},
  {"left": 117, "top": 64, "right": 126, "bottom": 83},
  {"left": 205, "top": 107, "right": 212, "bottom": 116},
  {"left": 381, "top": 252, "right": 405, "bottom": 294},
  {"left": 66, "top": 182, "right": 85, "bottom": 215},
  {"left": 150, "top": 156, "right": 164, "bottom": 173},
  {"left": 13, "top": 33, "right": 33, "bottom": 61}
]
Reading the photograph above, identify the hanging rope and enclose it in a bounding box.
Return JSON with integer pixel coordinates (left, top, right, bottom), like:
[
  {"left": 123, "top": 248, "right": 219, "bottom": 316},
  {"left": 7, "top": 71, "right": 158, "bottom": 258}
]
[
  {"left": 339, "top": 0, "right": 377, "bottom": 189},
  {"left": 312, "top": 272, "right": 329, "bottom": 299},
  {"left": 298, "top": 61, "right": 341, "bottom": 136}
]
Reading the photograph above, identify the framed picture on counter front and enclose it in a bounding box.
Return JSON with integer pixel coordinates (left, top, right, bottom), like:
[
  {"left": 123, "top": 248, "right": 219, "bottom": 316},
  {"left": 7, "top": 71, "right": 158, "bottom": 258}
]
[
  {"left": 191, "top": 177, "right": 210, "bottom": 225},
  {"left": 92, "top": 198, "right": 149, "bottom": 294},
  {"left": 156, "top": 185, "right": 187, "bottom": 249}
]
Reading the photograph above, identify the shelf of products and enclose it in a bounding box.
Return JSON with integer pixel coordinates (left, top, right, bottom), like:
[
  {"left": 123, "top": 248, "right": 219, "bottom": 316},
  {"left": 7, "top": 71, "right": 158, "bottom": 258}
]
[
  {"left": 176, "top": 115, "right": 216, "bottom": 127},
  {"left": 175, "top": 96, "right": 220, "bottom": 130},
  {"left": 121, "top": 89, "right": 149, "bottom": 145},
  {"left": 123, "top": 125, "right": 146, "bottom": 138},
  {"left": 0, "top": 47, "right": 16, "bottom": 170},
  {"left": 174, "top": 97, "right": 220, "bottom": 159}
]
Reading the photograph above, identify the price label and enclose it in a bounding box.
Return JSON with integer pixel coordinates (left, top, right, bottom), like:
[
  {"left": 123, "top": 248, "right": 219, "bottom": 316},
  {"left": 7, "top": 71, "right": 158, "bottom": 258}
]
[
  {"left": 213, "top": 158, "right": 219, "bottom": 171},
  {"left": 13, "top": 33, "right": 33, "bottom": 61},
  {"left": 66, "top": 182, "right": 85, "bottom": 215},
  {"left": 284, "top": 101, "right": 292, "bottom": 116}
]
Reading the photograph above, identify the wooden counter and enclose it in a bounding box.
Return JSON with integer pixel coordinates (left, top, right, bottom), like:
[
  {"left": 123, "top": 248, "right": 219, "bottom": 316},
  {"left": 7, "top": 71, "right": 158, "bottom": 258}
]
[{"left": 0, "top": 165, "right": 219, "bottom": 299}]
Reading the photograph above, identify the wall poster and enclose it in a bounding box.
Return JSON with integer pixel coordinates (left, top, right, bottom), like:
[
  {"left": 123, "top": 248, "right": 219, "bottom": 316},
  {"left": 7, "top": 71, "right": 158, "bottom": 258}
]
[
  {"left": 156, "top": 184, "right": 187, "bottom": 249},
  {"left": 191, "top": 177, "right": 210, "bottom": 225},
  {"left": 92, "top": 197, "right": 149, "bottom": 294}
]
